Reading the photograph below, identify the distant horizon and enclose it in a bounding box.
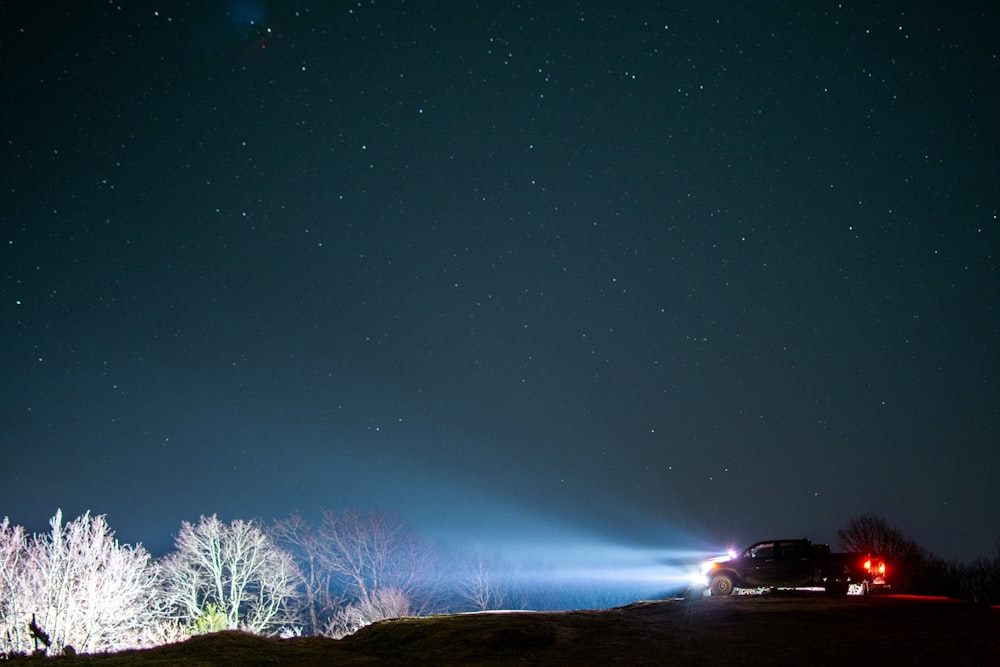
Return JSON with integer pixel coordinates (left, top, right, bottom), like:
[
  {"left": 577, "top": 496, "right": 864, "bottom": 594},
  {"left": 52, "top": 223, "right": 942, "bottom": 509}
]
[{"left": 5, "top": 501, "right": 990, "bottom": 568}]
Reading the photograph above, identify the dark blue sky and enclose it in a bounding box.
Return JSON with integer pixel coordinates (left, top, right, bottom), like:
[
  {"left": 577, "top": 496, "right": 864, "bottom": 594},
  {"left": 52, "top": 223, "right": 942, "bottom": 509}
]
[{"left": 2, "top": 2, "right": 998, "bottom": 562}]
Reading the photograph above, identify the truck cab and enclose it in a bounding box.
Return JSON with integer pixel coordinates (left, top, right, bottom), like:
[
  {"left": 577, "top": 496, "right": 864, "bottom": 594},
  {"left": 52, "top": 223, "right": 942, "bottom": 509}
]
[
  {"left": 701, "top": 538, "right": 887, "bottom": 596},
  {"left": 731, "top": 540, "right": 812, "bottom": 588}
]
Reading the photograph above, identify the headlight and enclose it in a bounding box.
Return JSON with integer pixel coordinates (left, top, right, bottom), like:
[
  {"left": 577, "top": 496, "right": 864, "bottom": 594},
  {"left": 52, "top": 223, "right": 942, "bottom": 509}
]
[
  {"left": 689, "top": 571, "right": 709, "bottom": 587},
  {"left": 700, "top": 551, "right": 734, "bottom": 575}
]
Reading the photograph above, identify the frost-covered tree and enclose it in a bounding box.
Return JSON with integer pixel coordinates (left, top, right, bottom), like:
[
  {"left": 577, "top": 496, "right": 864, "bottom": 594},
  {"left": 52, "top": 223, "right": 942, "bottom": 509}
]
[
  {"left": 0, "top": 516, "right": 29, "bottom": 653},
  {"left": 160, "top": 514, "right": 300, "bottom": 635},
  {"left": 0, "top": 510, "right": 164, "bottom": 655}
]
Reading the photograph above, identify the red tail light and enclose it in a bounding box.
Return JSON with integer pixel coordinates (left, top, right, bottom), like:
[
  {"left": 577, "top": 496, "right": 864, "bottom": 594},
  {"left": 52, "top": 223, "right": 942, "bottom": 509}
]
[
  {"left": 863, "top": 558, "right": 872, "bottom": 571},
  {"left": 878, "top": 562, "right": 886, "bottom": 575}
]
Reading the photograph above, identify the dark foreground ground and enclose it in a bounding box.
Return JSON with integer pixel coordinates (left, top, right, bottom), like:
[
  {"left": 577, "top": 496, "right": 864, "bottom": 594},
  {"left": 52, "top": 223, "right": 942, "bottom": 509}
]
[{"left": 10, "top": 594, "right": 999, "bottom": 666}]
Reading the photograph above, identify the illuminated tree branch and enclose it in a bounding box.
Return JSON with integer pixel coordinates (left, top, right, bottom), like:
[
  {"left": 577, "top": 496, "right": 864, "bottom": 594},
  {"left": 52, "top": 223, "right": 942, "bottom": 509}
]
[{"left": 160, "top": 514, "right": 300, "bottom": 635}]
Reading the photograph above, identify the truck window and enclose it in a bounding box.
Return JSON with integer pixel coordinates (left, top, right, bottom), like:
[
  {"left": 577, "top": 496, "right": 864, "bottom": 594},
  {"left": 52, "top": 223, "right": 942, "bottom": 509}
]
[
  {"left": 750, "top": 543, "right": 774, "bottom": 559},
  {"left": 779, "top": 542, "right": 804, "bottom": 559}
]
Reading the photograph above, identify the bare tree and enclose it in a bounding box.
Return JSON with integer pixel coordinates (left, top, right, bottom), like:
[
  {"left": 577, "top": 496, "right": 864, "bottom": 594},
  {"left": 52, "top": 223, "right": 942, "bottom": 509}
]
[
  {"left": 323, "top": 587, "right": 412, "bottom": 639},
  {"left": 838, "top": 514, "right": 942, "bottom": 594},
  {"left": 269, "top": 512, "right": 337, "bottom": 636},
  {"left": 271, "top": 509, "right": 440, "bottom": 636},
  {"left": 839, "top": 514, "right": 911, "bottom": 556},
  {"left": 0, "top": 516, "right": 29, "bottom": 654},
  {"left": 956, "top": 547, "right": 1000, "bottom": 605},
  {"left": 0, "top": 510, "right": 163, "bottom": 655},
  {"left": 161, "top": 515, "right": 300, "bottom": 635},
  {"left": 457, "top": 546, "right": 508, "bottom": 611},
  {"left": 318, "top": 509, "right": 435, "bottom": 610}
]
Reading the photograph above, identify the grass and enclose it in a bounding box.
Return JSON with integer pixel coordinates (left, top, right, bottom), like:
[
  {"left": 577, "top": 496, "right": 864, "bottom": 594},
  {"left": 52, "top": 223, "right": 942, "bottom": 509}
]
[{"left": 5, "top": 594, "right": 999, "bottom": 666}]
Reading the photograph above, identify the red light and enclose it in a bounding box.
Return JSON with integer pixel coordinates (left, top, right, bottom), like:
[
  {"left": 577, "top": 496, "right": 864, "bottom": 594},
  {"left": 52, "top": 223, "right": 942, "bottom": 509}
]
[
  {"left": 878, "top": 562, "right": 886, "bottom": 575},
  {"left": 863, "top": 558, "right": 871, "bottom": 571}
]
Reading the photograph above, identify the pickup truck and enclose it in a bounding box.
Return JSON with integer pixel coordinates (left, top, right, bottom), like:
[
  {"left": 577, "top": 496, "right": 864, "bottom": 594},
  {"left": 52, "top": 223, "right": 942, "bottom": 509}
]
[{"left": 700, "top": 539, "right": 888, "bottom": 596}]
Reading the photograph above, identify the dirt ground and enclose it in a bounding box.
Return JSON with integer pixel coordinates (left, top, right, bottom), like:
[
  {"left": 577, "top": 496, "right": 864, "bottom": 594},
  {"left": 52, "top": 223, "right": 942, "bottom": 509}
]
[{"left": 11, "top": 593, "right": 1000, "bottom": 666}]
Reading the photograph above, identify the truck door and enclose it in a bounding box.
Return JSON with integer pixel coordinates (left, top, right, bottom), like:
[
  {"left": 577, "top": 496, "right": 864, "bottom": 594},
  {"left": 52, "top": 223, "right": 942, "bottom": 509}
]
[
  {"left": 774, "top": 541, "right": 812, "bottom": 586},
  {"left": 743, "top": 542, "right": 777, "bottom": 586}
]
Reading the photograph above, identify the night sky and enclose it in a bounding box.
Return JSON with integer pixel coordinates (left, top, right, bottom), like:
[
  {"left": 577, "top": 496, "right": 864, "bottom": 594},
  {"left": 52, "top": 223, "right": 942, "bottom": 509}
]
[{"left": 2, "top": 2, "right": 998, "bottom": 564}]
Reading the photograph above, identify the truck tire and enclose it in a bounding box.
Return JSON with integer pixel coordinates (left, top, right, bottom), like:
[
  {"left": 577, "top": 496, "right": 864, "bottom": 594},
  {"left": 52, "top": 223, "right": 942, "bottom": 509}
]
[{"left": 710, "top": 574, "right": 735, "bottom": 596}]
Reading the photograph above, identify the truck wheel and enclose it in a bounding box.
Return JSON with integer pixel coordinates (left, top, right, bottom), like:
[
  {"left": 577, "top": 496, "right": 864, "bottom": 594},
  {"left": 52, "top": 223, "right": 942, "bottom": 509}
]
[{"left": 710, "top": 574, "right": 734, "bottom": 596}]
